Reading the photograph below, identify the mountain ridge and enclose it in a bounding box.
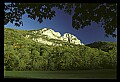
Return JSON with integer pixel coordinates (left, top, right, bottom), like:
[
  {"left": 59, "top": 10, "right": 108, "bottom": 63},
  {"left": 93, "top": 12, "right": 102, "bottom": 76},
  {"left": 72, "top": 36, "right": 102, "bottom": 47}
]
[
  {"left": 4, "top": 27, "right": 117, "bottom": 71},
  {"left": 4, "top": 27, "right": 84, "bottom": 46}
]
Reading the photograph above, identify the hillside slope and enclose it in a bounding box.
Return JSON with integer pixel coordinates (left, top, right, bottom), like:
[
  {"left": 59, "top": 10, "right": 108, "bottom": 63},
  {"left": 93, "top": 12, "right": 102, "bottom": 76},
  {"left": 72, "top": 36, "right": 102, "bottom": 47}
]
[
  {"left": 4, "top": 27, "right": 117, "bottom": 71},
  {"left": 86, "top": 41, "right": 117, "bottom": 52},
  {"left": 4, "top": 27, "right": 84, "bottom": 46}
]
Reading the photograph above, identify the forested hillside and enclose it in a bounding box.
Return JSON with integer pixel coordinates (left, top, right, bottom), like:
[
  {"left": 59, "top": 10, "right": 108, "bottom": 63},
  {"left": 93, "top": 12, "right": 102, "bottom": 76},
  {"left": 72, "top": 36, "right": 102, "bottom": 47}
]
[
  {"left": 4, "top": 28, "right": 117, "bottom": 71},
  {"left": 86, "top": 41, "right": 117, "bottom": 52}
]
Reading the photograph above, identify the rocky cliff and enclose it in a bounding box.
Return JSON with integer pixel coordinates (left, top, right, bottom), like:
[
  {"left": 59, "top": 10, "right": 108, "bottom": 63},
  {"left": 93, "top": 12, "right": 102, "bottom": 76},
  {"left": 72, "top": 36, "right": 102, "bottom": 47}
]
[{"left": 25, "top": 28, "right": 84, "bottom": 46}]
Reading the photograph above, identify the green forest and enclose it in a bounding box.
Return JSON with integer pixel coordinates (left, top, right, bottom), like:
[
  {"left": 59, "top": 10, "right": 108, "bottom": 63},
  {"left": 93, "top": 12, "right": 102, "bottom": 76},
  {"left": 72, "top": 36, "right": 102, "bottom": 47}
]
[{"left": 4, "top": 27, "right": 117, "bottom": 71}]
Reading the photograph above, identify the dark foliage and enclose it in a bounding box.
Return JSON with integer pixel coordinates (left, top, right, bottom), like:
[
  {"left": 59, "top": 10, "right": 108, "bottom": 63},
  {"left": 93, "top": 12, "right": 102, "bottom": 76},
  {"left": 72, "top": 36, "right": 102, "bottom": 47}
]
[{"left": 4, "top": 3, "right": 117, "bottom": 37}]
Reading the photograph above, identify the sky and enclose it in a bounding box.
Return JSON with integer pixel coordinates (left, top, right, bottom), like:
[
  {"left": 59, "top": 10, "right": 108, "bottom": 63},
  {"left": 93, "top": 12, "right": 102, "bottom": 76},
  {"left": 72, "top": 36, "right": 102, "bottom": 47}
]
[{"left": 4, "top": 6, "right": 117, "bottom": 44}]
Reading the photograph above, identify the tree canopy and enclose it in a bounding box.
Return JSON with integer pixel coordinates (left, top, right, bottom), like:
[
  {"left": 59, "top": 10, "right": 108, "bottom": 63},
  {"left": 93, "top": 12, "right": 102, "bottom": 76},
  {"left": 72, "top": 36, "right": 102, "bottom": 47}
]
[
  {"left": 4, "top": 3, "right": 117, "bottom": 37},
  {"left": 4, "top": 28, "right": 117, "bottom": 71}
]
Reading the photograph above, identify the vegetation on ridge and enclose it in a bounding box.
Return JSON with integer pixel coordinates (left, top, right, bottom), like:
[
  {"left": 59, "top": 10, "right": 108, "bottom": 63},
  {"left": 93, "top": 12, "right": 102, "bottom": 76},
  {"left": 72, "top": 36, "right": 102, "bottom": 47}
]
[{"left": 4, "top": 28, "right": 117, "bottom": 71}]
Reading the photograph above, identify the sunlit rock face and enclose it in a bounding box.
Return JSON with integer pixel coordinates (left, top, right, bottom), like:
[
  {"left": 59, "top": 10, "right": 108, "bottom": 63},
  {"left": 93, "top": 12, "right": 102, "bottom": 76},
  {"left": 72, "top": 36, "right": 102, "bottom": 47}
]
[
  {"left": 25, "top": 28, "right": 84, "bottom": 46},
  {"left": 62, "top": 33, "right": 81, "bottom": 45},
  {"left": 40, "top": 28, "right": 61, "bottom": 39},
  {"left": 32, "top": 37, "right": 53, "bottom": 45}
]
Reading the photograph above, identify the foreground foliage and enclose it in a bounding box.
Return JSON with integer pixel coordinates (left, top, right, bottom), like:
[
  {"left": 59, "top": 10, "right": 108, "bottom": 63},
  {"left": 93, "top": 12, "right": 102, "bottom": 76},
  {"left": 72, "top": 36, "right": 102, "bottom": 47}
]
[
  {"left": 4, "top": 3, "right": 117, "bottom": 37},
  {"left": 4, "top": 28, "right": 117, "bottom": 71}
]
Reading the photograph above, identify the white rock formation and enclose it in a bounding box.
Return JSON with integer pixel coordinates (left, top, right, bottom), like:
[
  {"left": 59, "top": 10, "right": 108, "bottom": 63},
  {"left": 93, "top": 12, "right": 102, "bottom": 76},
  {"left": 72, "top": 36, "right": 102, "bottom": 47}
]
[
  {"left": 62, "top": 33, "right": 81, "bottom": 45},
  {"left": 25, "top": 28, "right": 84, "bottom": 46},
  {"left": 37, "top": 28, "right": 61, "bottom": 40}
]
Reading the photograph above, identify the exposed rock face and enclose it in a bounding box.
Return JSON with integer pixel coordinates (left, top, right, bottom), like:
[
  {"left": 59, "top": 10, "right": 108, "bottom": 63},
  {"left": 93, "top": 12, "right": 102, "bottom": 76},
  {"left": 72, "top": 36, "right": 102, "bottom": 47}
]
[
  {"left": 32, "top": 37, "right": 53, "bottom": 45},
  {"left": 25, "top": 28, "right": 84, "bottom": 46},
  {"left": 40, "top": 28, "right": 61, "bottom": 39},
  {"left": 62, "top": 33, "right": 81, "bottom": 45}
]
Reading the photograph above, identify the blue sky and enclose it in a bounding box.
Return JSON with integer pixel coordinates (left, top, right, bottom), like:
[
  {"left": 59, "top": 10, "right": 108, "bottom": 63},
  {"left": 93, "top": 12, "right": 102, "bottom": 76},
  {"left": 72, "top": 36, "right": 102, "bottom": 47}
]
[{"left": 4, "top": 6, "right": 117, "bottom": 44}]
